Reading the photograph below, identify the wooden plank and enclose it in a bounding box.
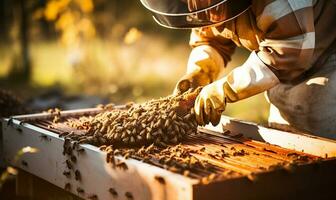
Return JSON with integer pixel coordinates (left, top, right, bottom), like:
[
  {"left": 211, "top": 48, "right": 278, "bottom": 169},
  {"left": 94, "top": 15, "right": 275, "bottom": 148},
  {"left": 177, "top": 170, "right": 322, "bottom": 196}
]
[
  {"left": 3, "top": 111, "right": 336, "bottom": 200},
  {"left": 204, "top": 116, "right": 336, "bottom": 157},
  {"left": 193, "top": 158, "right": 336, "bottom": 200},
  {"left": 16, "top": 170, "right": 82, "bottom": 199},
  {"left": 2, "top": 118, "right": 195, "bottom": 200},
  {"left": 10, "top": 106, "right": 127, "bottom": 121},
  {"left": 10, "top": 108, "right": 104, "bottom": 121}
]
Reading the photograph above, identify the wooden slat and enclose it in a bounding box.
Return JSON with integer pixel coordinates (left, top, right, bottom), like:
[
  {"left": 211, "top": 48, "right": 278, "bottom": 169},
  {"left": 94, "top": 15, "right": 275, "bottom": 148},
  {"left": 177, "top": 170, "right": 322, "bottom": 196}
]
[
  {"left": 2, "top": 118, "right": 195, "bottom": 200},
  {"left": 204, "top": 116, "right": 336, "bottom": 157},
  {"left": 3, "top": 110, "right": 336, "bottom": 200},
  {"left": 193, "top": 159, "right": 336, "bottom": 200}
]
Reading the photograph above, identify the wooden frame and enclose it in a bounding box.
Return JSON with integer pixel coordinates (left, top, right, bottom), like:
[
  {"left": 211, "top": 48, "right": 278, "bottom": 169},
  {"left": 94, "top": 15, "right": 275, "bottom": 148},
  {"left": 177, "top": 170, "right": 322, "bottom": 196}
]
[
  {"left": 203, "top": 116, "right": 336, "bottom": 157},
  {"left": 2, "top": 117, "right": 195, "bottom": 200},
  {"left": 2, "top": 109, "right": 336, "bottom": 200}
]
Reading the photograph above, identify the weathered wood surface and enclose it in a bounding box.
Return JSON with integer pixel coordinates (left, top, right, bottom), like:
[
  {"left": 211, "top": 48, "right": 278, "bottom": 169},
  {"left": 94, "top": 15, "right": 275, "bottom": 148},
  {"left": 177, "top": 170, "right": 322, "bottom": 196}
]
[
  {"left": 204, "top": 116, "right": 336, "bottom": 157},
  {"left": 2, "top": 118, "right": 194, "bottom": 200},
  {"left": 2, "top": 110, "right": 336, "bottom": 200}
]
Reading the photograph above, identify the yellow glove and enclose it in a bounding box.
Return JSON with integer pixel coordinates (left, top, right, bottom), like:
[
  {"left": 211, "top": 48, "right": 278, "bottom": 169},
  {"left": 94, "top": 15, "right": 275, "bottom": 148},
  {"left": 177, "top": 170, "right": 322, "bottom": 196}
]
[
  {"left": 173, "top": 45, "right": 224, "bottom": 95},
  {"left": 195, "top": 78, "right": 227, "bottom": 126},
  {"left": 195, "top": 51, "right": 280, "bottom": 126}
]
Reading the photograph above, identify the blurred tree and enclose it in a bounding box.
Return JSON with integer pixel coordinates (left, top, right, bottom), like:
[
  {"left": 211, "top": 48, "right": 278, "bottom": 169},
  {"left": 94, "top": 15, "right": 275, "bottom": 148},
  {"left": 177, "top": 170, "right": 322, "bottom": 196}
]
[
  {"left": 7, "top": 0, "right": 32, "bottom": 82},
  {"left": 0, "top": 0, "right": 12, "bottom": 41},
  {"left": 40, "top": 0, "right": 96, "bottom": 50}
]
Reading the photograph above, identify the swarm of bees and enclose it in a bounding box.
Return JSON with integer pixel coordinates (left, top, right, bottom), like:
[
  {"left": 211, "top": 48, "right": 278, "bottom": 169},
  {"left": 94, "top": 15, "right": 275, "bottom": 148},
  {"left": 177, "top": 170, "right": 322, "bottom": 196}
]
[
  {"left": 103, "top": 143, "right": 218, "bottom": 179},
  {"left": 46, "top": 108, "right": 62, "bottom": 123},
  {"left": 65, "top": 89, "right": 200, "bottom": 147}
]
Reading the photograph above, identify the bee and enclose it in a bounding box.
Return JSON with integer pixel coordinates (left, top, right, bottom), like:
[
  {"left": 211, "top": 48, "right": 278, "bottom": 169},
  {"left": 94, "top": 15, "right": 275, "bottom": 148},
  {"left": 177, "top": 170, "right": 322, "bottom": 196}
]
[
  {"left": 113, "top": 149, "right": 121, "bottom": 155},
  {"left": 47, "top": 125, "right": 54, "bottom": 129},
  {"left": 70, "top": 155, "right": 77, "bottom": 163},
  {"left": 64, "top": 183, "right": 71, "bottom": 191},
  {"left": 168, "top": 166, "right": 179, "bottom": 173},
  {"left": 286, "top": 152, "right": 299, "bottom": 157},
  {"left": 63, "top": 139, "right": 73, "bottom": 156},
  {"left": 154, "top": 176, "right": 165, "bottom": 185},
  {"left": 99, "top": 145, "right": 107, "bottom": 151},
  {"left": 54, "top": 108, "right": 61, "bottom": 115},
  {"left": 116, "top": 162, "right": 128, "bottom": 171},
  {"left": 208, "top": 173, "right": 216, "bottom": 181},
  {"left": 183, "top": 170, "right": 190, "bottom": 176},
  {"left": 7, "top": 117, "right": 14, "bottom": 126},
  {"left": 146, "top": 132, "right": 152, "bottom": 140},
  {"left": 64, "top": 146, "right": 73, "bottom": 156},
  {"left": 183, "top": 114, "right": 191, "bottom": 120},
  {"left": 76, "top": 148, "right": 85, "bottom": 154},
  {"left": 19, "top": 120, "right": 26, "bottom": 126},
  {"left": 200, "top": 177, "right": 210, "bottom": 185},
  {"left": 136, "top": 135, "right": 142, "bottom": 141},
  {"left": 109, "top": 188, "right": 118, "bottom": 197},
  {"left": 125, "top": 192, "right": 133, "bottom": 200},
  {"left": 233, "top": 149, "right": 247, "bottom": 156},
  {"left": 122, "top": 137, "right": 129, "bottom": 144},
  {"left": 123, "top": 153, "right": 131, "bottom": 159},
  {"left": 164, "top": 119, "right": 170, "bottom": 128},
  {"left": 129, "top": 136, "right": 135, "bottom": 144},
  {"left": 106, "top": 151, "right": 113, "bottom": 163},
  {"left": 72, "top": 141, "right": 79, "bottom": 150},
  {"left": 284, "top": 163, "right": 296, "bottom": 173},
  {"left": 76, "top": 187, "right": 84, "bottom": 194},
  {"left": 88, "top": 194, "right": 98, "bottom": 200},
  {"left": 75, "top": 170, "right": 81, "bottom": 181},
  {"left": 262, "top": 148, "right": 277, "bottom": 154},
  {"left": 65, "top": 160, "right": 72, "bottom": 170},
  {"left": 21, "top": 160, "right": 28, "bottom": 167},
  {"left": 39, "top": 134, "right": 50, "bottom": 142},
  {"left": 139, "top": 129, "right": 146, "bottom": 137},
  {"left": 79, "top": 138, "right": 88, "bottom": 144},
  {"left": 207, "top": 153, "right": 217, "bottom": 159},
  {"left": 221, "top": 129, "right": 231, "bottom": 136},
  {"left": 247, "top": 173, "right": 259, "bottom": 182},
  {"left": 63, "top": 138, "right": 71, "bottom": 148},
  {"left": 63, "top": 171, "right": 71, "bottom": 178},
  {"left": 245, "top": 144, "right": 255, "bottom": 149},
  {"left": 96, "top": 104, "right": 104, "bottom": 109},
  {"left": 53, "top": 116, "right": 60, "bottom": 123}
]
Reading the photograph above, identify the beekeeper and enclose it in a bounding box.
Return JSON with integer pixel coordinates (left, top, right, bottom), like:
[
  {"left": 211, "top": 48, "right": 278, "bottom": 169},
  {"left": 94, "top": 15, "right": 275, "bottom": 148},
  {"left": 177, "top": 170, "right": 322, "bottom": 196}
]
[{"left": 140, "top": 0, "right": 336, "bottom": 138}]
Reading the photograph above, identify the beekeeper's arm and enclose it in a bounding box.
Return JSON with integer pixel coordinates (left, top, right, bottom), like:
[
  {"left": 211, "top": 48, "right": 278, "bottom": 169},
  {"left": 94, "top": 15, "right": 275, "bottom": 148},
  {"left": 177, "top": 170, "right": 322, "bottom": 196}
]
[
  {"left": 173, "top": 27, "right": 236, "bottom": 95},
  {"left": 195, "top": 1, "right": 315, "bottom": 126}
]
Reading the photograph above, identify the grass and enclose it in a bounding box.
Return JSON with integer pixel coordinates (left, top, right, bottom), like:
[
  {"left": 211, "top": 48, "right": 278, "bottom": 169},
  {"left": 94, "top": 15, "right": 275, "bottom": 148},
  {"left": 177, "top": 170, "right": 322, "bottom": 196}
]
[{"left": 0, "top": 35, "right": 269, "bottom": 124}]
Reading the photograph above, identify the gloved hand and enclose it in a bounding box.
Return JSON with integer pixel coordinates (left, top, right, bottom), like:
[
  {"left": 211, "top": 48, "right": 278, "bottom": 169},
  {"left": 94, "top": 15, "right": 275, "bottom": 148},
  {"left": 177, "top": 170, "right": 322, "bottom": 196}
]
[
  {"left": 195, "top": 51, "right": 280, "bottom": 126},
  {"left": 194, "top": 78, "right": 227, "bottom": 126},
  {"left": 173, "top": 45, "right": 224, "bottom": 95}
]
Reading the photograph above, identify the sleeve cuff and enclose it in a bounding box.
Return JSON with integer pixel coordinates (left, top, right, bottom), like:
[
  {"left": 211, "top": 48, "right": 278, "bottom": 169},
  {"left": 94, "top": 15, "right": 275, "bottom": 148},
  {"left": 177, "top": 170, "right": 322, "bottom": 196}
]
[{"left": 224, "top": 51, "right": 280, "bottom": 102}]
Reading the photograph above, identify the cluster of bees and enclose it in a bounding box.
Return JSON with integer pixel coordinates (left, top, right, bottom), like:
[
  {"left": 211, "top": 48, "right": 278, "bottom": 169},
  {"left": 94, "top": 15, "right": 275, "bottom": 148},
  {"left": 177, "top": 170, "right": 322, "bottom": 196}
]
[
  {"left": 60, "top": 89, "right": 245, "bottom": 185},
  {"left": 102, "top": 143, "right": 221, "bottom": 180},
  {"left": 45, "top": 108, "right": 62, "bottom": 123},
  {"left": 66, "top": 90, "right": 200, "bottom": 147},
  {"left": 62, "top": 137, "right": 90, "bottom": 196}
]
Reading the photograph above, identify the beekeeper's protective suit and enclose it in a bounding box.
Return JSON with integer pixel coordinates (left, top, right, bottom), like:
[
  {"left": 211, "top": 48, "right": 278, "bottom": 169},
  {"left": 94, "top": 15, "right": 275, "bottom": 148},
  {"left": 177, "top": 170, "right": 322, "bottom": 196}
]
[{"left": 141, "top": 0, "right": 336, "bottom": 138}]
